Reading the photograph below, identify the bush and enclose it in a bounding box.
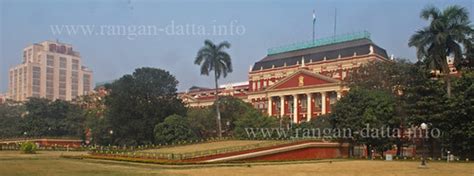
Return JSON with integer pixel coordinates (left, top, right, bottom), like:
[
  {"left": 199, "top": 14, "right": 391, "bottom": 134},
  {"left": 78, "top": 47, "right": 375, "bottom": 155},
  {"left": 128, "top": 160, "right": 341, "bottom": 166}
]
[
  {"left": 154, "top": 114, "right": 198, "bottom": 144},
  {"left": 20, "top": 141, "right": 37, "bottom": 154},
  {"left": 233, "top": 110, "right": 278, "bottom": 139}
]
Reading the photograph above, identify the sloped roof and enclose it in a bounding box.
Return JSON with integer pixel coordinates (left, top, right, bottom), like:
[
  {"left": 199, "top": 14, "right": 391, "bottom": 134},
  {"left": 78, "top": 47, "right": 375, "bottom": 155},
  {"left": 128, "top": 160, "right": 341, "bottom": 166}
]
[
  {"left": 266, "top": 69, "right": 340, "bottom": 91},
  {"left": 252, "top": 38, "right": 388, "bottom": 71}
]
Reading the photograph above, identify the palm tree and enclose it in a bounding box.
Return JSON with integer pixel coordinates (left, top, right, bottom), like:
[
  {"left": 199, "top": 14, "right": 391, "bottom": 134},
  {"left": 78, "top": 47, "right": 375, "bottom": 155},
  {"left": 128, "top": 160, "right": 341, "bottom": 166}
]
[
  {"left": 409, "top": 5, "right": 473, "bottom": 97},
  {"left": 194, "top": 40, "right": 232, "bottom": 137}
]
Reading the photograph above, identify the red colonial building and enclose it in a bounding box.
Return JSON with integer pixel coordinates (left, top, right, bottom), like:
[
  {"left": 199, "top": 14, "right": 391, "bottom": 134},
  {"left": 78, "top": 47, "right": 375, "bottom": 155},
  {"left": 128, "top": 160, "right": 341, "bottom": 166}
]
[{"left": 179, "top": 31, "right": 391, "bottom": 123}]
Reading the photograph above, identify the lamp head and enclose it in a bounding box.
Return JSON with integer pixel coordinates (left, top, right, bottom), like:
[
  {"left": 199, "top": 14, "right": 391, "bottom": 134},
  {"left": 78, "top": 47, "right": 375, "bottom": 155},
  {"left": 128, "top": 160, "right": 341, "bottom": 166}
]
[{"left": 420, "top": 123, "right": 428, "bottom": 130}]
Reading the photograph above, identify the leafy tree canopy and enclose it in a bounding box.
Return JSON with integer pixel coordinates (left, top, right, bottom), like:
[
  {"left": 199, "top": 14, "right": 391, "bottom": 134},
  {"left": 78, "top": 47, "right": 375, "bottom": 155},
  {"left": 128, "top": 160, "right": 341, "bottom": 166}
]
[{"left": 105, "top": 67, "right": 185, "bottom": 145}]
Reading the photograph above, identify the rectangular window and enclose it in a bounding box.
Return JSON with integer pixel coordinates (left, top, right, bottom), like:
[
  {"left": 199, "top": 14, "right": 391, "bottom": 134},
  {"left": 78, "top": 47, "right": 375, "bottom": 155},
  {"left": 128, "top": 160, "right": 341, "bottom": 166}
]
[
  {"left": 60, "top": 57, "right": 67, "bottom": 68},
  {"left": 46, "top": 88, "right": 54, "bottom": 94},
  {"left": 33, "top": 79, "right": 40, "bottom": 86},
  {"left": 33, "top": 67, "right": 40, "bottom": 71},
  {"left": 71, "top": 91, "right": 78, "bottom": 97},
  {"left": 47, "top": 67, "right": 54, "bottom": 74},
  {"left": 330, "top": 93, "right": 337, "bottom": 105},
  {"left": 72, "top": 59, "right": 79, "bottom": 70},
  {"left": 314, "top": 95, "right": 322, "bottom": 110},
  {"left": 83, "top": 74, "right": 91, "bottom": 92},
  {"left": 59, "top": 83, "right": 66, "bottom": 89},
  {"left": 32, "top": 86, "right": 40, "bottom": 93},
  {"left": 47, "top": 55, "right": 54, "bottom": 66}
]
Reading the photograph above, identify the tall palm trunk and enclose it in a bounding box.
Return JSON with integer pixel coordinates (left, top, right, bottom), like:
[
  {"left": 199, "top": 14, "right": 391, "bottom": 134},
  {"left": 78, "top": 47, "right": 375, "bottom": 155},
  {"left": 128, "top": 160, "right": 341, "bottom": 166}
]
[
  {"left": 445, "top": 74, "right": 452, "bottom": 98},
  {"left": 214, "top": 70, "right": 222, "bottom": 137}
]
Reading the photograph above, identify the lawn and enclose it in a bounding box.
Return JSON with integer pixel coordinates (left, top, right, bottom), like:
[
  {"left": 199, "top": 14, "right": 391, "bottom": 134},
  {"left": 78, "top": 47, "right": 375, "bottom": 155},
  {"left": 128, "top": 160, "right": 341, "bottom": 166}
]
[
  {"left": 0, "top": 151, "right": 172, "bottom": 176},
  {"left": 139, "top": 140, "right": 275, "bottom": 153},
  {"left": 0, "top": 151, "right": 472, "bottom": 176},
  {"left": 166, "top": 160, "right": 474, "bottom": 176}
]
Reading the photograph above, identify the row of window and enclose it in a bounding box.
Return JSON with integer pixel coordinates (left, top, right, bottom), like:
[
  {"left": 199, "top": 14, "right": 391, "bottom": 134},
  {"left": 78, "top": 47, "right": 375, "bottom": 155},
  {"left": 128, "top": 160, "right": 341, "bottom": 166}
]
[
  {"left": 46, "top": 54, "right": 79, "bottom": 70},
  {"left": 32, "top": 67, "right": 41, "bottom": 94}
]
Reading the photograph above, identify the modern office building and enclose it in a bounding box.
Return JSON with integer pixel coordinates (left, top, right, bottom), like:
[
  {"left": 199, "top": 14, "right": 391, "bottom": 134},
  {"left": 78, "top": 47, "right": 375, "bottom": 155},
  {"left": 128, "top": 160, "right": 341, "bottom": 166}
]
[
  {"left": 8, "top": 40, "right": 93, "bottom": 101},
  {"left": 179, "top": 31, "right": 391, "bottom": 123}
]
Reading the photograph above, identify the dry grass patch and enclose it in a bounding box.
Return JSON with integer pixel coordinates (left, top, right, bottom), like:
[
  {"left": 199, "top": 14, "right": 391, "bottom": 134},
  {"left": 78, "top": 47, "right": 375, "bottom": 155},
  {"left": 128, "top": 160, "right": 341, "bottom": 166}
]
[{"left": 164, "top": 160, "right": 474, "bottom": 176}]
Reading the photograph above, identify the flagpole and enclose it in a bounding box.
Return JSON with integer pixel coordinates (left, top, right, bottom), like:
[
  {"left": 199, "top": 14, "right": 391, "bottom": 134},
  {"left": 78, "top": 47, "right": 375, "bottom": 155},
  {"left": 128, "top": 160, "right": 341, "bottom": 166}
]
[
  {"left": 312, "top": 10, "right": 315, "bottom": 44},
  {"left": 333, "top": 8, "right": 337, "bottom": 42}
]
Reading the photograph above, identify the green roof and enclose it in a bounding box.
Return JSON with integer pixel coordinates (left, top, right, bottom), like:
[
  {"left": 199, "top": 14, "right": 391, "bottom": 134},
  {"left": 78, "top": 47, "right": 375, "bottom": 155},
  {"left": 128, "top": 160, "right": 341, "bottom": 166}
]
[{"left": 267, "top": 31, "right": 371, "bottom": 55}]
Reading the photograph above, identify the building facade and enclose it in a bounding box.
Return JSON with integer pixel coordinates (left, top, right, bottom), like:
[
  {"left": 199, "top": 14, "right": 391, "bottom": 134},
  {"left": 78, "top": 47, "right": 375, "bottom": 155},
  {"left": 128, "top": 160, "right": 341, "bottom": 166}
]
[
  {"left": 248, "top": 32, "right": 389, "bottom": 123},
  {"left": 179, "top": 82, "right": 250, "bottom": 107},
  {"left": 180, "top": 32, "right": 391, "bottom": 123},
  {"left": 8, "top": 41, "right": 93, "bottom": 101}
]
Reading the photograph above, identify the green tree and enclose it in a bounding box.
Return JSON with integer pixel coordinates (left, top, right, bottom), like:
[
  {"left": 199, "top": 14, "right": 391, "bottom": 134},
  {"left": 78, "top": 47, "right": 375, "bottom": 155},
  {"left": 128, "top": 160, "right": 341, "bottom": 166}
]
[
  {"left": 105, "top": 67, "right": 185, "bottom": 145},
  {"left": 331, "top": 88, "right": 397, "bottom": 158},
  {"left": 404, "top": 66, "right": 447, "bottom": 158},
  {"left": 20, "top": 98, "right": 85, "bottom": 138},
  {"left": 233, "top": 109, "right": 278, "bottom": 139},
  {"left": 347, "top": 59, "right": 415, "bottom": 94},
  {"left": 194, "top": 40, "right": 233, "bottom": 137},
  {"left": 408, "top": 5, "right": 473, "bottom": 97},
  {"left": 21, "top": 98, "right": 50, "bottom": 137},
  {"left": 212, "top": 96, "right": 253, "bottom": 136},
  {"left": 187, "top": 108, "right": 214, "bottom": 138},
  {"left": 347, "top": 59, "right": 417, "bottom": 156},
  {"left": 443, "top": 71, "right": 474, "bottom": 158},
  {"left": 0, "top": 100, "right": 23, "bottom": 138},
  {"left": 154, "top": 114, "right": 198, "bottom": 144}
]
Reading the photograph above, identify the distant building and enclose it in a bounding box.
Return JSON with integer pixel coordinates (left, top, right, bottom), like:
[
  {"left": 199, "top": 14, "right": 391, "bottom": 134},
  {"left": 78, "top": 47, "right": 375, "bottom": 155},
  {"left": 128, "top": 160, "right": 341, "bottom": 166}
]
[
  {"left": 8, "top": 40, "right": 93, "bottom": 101},
  {"left": 179, "top": 82, "right": 249, "bottom": 107},
  {"left": 179, "top": 31, "right": 391, "bottom": 123},
  {"left": 0, "top": 93, "right": 6, "bottom": 104},
  {"left": 429, "top": 56, "right": 459, "bottom": 77}
]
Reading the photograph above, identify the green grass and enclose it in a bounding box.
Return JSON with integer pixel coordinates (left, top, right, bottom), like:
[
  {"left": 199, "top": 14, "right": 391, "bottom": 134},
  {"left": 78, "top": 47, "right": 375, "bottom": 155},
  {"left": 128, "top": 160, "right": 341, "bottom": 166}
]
[
  {"left": 1, "top": 151, "right": 473, "bottom": 176},
  {"left": 0, "top": 151, "right": 174, "bottom": 176},
  {"left": 139, "top": 140, "right": 275, "bottom": 153}
]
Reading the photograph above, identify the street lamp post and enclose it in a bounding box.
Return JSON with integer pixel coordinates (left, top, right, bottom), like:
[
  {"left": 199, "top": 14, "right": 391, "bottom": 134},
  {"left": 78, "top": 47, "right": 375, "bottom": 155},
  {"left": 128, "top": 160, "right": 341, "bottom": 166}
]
[
  {"left": 419, "top": 123, "right": 428, "bottom": 168},
  {"left": 109, "top": 130, "right": 114, "bottom": 146},
  {"left": 23, "top": 132, "right": 27, "bottom": 141}
]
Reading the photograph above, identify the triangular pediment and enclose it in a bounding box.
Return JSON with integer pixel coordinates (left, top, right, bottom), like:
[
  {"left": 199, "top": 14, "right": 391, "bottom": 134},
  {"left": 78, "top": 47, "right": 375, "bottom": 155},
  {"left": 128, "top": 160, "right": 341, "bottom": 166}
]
[{"left": 267, "top": 69, "right": 340, "bottom": 90}]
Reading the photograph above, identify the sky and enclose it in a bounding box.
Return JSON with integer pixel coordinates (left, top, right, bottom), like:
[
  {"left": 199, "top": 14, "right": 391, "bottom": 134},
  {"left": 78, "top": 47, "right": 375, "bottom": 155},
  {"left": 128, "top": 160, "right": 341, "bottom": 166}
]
[{"left": 1, "top": 0, "right": 473, "bottom": 92}]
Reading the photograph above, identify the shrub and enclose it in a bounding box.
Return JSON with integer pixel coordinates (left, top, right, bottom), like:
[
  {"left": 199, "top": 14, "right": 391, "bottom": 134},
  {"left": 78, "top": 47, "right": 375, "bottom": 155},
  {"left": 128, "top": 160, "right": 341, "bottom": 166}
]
[
  {"left": 154, "top": 114, "right": 198, "bottom": 144},
  {"left": 20, "top": 141, "right": 37, "bottom": 154},
  {"left": 233, "top": 110, "right": 279, "bottom": 139}
]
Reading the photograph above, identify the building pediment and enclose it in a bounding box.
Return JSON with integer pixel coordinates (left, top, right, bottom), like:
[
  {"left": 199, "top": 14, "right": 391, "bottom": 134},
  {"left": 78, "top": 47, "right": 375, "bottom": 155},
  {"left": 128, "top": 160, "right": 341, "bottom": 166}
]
[{"left": 267, "top": 69, "right": 340, "bottom": 91}]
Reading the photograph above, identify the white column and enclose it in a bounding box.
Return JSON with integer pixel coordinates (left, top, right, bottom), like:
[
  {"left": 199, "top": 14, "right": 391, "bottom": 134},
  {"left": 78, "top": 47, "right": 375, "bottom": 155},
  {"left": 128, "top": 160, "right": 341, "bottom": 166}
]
[
  {"left": 307, "top": 93, "right": 312, "bottom": 121},
  {"left": 337, "top": 91, "right": 342, "bottom": 100},
  {"left": 293, "top": 94, "right": 298, "bottom": 123},
  {"left": 267, "top": 97, "right": 272, "bottom": 116},
  {"left": 321, "top": 92, "right": 327, "bottom": 115},
  {"left": 280, "top": 96, "right": 285, "bottom": 118}
]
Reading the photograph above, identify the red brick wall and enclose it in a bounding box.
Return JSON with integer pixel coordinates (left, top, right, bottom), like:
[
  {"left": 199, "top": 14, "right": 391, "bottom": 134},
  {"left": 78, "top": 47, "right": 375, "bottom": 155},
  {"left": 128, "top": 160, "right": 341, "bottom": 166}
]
[{"left": 242, "top": 146, "right": 348, "bottom": 161}]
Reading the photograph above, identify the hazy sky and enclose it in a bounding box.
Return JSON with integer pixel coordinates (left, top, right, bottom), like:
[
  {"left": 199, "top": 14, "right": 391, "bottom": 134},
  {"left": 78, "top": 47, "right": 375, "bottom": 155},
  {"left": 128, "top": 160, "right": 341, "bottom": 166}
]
[{"left": 1, "top": 0, "right": 473, "bottom": 92}]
